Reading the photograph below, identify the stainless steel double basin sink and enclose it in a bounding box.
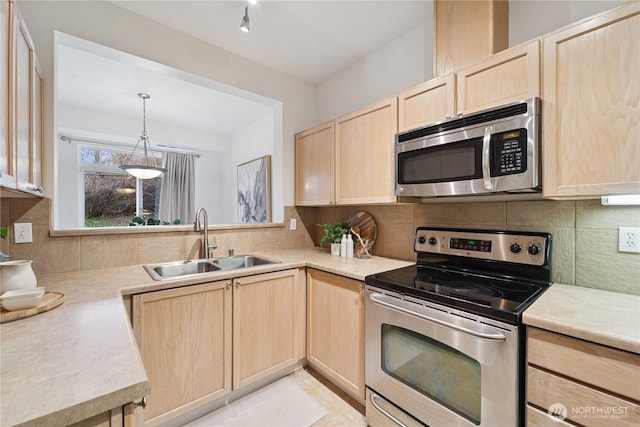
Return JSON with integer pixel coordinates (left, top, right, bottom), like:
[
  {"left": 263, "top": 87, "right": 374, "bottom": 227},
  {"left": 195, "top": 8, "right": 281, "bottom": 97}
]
[{"left": 144, "top": 255, "right": 280, "bottom": 281}]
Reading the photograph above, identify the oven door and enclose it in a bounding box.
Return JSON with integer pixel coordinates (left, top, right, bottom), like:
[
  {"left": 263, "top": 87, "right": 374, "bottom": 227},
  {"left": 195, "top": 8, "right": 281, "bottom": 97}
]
[{"left": 365, "top": 287, "right": 521, "bottom": 427}]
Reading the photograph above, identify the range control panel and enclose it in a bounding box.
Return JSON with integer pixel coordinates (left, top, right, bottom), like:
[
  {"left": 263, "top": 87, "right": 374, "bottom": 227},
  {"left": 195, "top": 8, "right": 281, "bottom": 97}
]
[{"left": 415, "top": 228, "right": 550, "bottom": 266}]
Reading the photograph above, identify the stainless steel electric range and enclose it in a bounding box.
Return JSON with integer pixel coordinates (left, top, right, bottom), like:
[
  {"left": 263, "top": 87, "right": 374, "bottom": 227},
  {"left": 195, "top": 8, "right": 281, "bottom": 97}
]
[{"left": 364, "top": 227, "right": 552, "bottom": 427}]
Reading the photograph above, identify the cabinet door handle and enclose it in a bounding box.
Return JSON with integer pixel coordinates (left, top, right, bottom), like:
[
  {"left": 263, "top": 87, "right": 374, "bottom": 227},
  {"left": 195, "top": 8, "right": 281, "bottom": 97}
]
[
  {"left": 133, "top": 396, "right": 147, "bottom": 409},
  {"left": 26, "top": 184, "right": 44, "bottom": 193},
  {"left": 226, "top": 281, "right": 232, "bottom": 289}
]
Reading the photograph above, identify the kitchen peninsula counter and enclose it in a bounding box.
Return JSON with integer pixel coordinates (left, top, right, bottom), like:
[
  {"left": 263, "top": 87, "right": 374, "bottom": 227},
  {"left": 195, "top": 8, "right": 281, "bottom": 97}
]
[
  {"left": 523, "top": 283, "right": 640, "bottom": 354},
  {"left": 0, "top": 248, "right": 412, "bottom": 426}
]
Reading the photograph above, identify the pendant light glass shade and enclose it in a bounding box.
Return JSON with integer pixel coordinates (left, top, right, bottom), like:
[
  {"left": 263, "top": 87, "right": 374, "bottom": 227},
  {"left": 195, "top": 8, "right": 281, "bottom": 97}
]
[{"left": 119, "top": 93, "right": 167, "bottom": 179}]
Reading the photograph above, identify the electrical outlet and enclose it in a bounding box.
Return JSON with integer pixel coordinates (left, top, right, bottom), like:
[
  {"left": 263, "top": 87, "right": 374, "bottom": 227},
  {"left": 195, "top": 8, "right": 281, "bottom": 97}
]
[
  {"left": 14, "top": 223, "right": 33, "bottom": 244},
  {"left": 289, "top": 218, "right": 297, "bottom": 231},
  {"left": 618, "top": 227, "right": 640, "bottom": 253}
]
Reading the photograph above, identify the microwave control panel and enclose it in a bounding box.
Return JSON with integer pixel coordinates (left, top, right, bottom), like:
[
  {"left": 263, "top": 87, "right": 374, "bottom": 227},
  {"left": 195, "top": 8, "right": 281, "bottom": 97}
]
[{"left": 491, "top": 129, "right": 527, "bottom": 176}]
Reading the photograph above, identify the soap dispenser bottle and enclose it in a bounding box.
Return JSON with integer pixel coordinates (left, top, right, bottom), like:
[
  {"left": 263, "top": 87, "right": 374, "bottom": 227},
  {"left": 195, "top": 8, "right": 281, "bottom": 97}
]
[
  {"left": 346, "top": 233, "right": 354, "bottom": 258},
  {"left": 341, "top": 234, "right": 347, "bottom": 258}
]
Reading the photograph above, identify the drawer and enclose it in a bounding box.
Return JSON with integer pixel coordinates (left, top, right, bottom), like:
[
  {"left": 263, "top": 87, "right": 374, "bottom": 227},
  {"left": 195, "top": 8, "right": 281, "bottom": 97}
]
[
  {"left": 526, "top": 404, "right": 573, "bottom": 427},
  {"left": 527, "top": 366, "right": 640, "bottom": 427},
  {"left": 527, "top": 327, "right": 640, "bottom": 401},
  {"left": 366, "top": 389, "right": 425, "bottom": 427}
]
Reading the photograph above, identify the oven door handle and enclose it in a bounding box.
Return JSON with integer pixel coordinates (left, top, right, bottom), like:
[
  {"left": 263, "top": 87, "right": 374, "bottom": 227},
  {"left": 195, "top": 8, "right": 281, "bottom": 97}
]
[
  {"left": 482, "top": 125, "right": 494, "bottom": 190},
  {"left": 370, "top": 392, "right": 409, "bottom": 427},
  {"left": 370, "top": 293, "right": 507, "bottom": 340}
]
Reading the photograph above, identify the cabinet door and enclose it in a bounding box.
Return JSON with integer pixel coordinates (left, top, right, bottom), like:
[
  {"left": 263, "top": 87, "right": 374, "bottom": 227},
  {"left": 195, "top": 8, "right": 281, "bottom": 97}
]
[
  {"left": 335, "top": 96, "right": 397, "bottom": 205},
  {"left": 434, "top": 0, "right": 508, "bottom": 77},
  {"left": 307, "top": 269, "right": 364, "bottom": 403},
  {"left": 295, "top": 121, "right": 334, "bottom": 205},
  {"left": 457, "top": 38, "right": 540, "bottom": 115},
  {"left": 7, "top": 2, "right": 43, "bottom": 195},
  {"left": 542, "top": 2, "right": 640, "bottom": 198},
  {"left": 29, "top": 57, "right": 43, "bottom": 192},
  {"left": 233, "top": 269, "right": 302, "bottom": 389},
  {"left": 132, "top": 281, "right": 232, "bottom": 426},
  {"left": 0, "top": 0, "right": 10, "bottom": 184},
  {"left": 398, "top": 73, "right": 456, "bottom": 132},
  {"left": 12, "top": 5, "right": 32, "bottom": 190}
]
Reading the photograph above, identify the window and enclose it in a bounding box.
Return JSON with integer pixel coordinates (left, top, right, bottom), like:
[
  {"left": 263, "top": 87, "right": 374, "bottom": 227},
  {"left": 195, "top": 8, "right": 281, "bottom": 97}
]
[{"left": 80, "top": 145, "right": 161, "bottom": 227}]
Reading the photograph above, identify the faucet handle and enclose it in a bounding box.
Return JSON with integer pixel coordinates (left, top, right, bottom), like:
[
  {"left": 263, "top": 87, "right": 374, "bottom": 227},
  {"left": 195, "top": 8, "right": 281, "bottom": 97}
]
[
  {"left": 228, "top": 248, "right": 234, "bottom": 257},
  {"left": 207, "top": 236, "right": 218, "bottom": 250}
]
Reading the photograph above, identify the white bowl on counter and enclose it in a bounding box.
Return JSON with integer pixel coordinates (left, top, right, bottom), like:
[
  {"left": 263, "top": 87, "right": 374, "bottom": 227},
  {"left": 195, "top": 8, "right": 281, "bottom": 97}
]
[{"left": 1, "top": 287, "right": 45, "bottom": 311}]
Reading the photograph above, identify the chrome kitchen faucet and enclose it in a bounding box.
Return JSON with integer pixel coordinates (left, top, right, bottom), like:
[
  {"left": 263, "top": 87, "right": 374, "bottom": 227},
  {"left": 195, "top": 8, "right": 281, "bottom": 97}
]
[{"left": 194, "top": 207, "right": 217, "bottom": 258}]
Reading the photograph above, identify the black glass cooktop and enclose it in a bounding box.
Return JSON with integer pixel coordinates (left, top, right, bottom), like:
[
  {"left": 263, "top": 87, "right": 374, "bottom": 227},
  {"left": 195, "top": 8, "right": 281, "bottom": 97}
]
[{"left": 365, "top": 265, "right": 549, "bottom": 325}]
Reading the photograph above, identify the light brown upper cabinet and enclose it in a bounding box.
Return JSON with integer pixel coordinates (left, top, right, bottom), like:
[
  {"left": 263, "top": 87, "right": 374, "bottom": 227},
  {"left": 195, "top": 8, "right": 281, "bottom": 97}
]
[
  {"left": 434, "top": 0, "right": 508, "bottom": 77},
  {"left": 542, "top": 2, "right": 639, "bottom": 198},
  {"left": 335, "top": 96, "right": 398, "bottom": 205},
  {"left": 399, "top": 40, "right": 540, "bottom": 133},
  {"left": 1, "top": 0, "right": 44, "bottom": 195},
  {"left": 457, "top": 38, "right": 540, "bottom": 115},
  {"left": 294, "top": 121, "right": 334, "bottom": 205},
  {"left": 0, "top": 1, "right": 9, "bottom": 184},
  {"left": 398, "top": 73, "right": 456, "bottom": 132}
]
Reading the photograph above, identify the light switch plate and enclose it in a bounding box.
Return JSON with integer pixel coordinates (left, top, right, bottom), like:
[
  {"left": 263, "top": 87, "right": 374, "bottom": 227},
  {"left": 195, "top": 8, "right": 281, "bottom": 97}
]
[
  {"left": 289, "top": 218, "right": 297, "bottom": 231},
  {"left": 14, "top": 223, "right": 33, "bottom": 244},
  {"left": 619, "top": 227, "right": 640, "bottom": 253}
]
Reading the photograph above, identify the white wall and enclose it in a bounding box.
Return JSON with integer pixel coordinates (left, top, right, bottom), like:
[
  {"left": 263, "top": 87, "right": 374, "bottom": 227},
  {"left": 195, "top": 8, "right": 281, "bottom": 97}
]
[
  {"left": 18, "top": 0, "right": 317, "bottom": 215},
  {"left": 509, "top": 0, "right": 626, "bottom": 46},
  {"left": 316, "top": 0, "right": 625, "bottom": 122},
  {"left": 317, "top": 22, "right": 433, "bottom": 123},
  {"left": 225, "top": 113, "right": 276, "bottom": 223}
]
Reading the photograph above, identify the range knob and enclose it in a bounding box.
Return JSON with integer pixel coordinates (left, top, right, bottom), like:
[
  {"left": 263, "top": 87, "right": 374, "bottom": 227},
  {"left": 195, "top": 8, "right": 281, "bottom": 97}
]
[
  {"left": 510, "top": 243, "right": 522, "bottom": 254},
  {"left": 428, "top": 237, "right": 437, "bottom": 245},
  {"left": 417, "top": 236, "right": 426, "bottom": 244},
  {"left": 528, "top": 244, "right": 541, "bottom": 255}
]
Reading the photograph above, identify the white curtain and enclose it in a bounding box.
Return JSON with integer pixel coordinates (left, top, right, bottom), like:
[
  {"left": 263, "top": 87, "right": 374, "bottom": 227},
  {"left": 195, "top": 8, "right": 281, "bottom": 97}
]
[{"left": 158, "top": 152, "right": 195, "bottom": 224}]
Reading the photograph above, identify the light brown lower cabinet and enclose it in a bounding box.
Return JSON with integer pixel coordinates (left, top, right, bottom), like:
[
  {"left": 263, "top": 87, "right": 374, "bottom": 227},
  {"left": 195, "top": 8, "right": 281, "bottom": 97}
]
[
  {"left": 306, "top": 269, "right": 365, "bottom": 403},
  {"left": 232, "top": 269, "right": 306, "bottom": 389},
  {"left": 526, "top": 327, "right": 640, "bottom": 426},
  {"left": 129, "top": 269, "right": 304, "bottom": 426},
  {"left": 132, "top": 281, "right": 232, "bottom": 426}
]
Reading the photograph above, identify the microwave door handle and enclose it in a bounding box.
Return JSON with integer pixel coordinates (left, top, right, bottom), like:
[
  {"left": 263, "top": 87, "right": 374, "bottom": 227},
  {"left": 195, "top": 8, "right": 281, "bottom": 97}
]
[{"left": 482, "top": 125, "right": 494, "bottom": 190}]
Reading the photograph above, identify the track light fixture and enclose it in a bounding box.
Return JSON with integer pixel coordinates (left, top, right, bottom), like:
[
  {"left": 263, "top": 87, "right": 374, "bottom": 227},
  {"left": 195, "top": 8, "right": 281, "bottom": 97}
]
[{"left": 240, "top": 5, "right": 250, "bottom": 33}]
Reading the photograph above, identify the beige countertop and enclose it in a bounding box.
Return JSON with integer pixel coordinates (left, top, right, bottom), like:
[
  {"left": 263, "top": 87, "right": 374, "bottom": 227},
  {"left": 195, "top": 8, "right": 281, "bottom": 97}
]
[
  {"left": 0, "top": 248, "right": 412, "bottom": 427},
  {"left": 523, "top": 283, "right": 640, "bottom": 354}
]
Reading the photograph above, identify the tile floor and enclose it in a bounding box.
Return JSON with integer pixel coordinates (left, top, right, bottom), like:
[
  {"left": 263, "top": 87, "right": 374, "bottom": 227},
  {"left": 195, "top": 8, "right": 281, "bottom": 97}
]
[{"left": 288, "top": 368, "right": 366, "bottom": 427}]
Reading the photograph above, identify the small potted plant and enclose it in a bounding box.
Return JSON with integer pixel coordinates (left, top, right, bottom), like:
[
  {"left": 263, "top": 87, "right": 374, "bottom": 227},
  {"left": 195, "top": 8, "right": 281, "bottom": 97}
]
[{"left": 318, "top": 221, "right": 350, "bottom": 256}]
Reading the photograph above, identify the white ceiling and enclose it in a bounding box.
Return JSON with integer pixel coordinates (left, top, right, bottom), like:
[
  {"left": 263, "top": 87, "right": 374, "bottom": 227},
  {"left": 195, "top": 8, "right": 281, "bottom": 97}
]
[
  {"left": 58, "top": 1, "right": 431, "bottom": 139},
  {"left": 109, "top": 0, "right": 432, "bottom": 85}
]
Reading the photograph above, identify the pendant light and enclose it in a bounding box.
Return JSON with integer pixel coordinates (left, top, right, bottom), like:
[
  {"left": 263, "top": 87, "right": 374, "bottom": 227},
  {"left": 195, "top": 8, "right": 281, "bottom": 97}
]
[{"left": 119, "top": 93, "right": 167, "bottom": 179}]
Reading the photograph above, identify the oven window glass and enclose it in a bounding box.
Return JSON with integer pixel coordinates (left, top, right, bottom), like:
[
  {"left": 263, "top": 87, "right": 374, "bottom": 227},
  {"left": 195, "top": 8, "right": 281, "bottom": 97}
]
[
  {"left": 381, "top": 324, "right": 481, "bottom": 424},
  {"left": 397, "top": 138, "right": 482, "bottom": 184}
]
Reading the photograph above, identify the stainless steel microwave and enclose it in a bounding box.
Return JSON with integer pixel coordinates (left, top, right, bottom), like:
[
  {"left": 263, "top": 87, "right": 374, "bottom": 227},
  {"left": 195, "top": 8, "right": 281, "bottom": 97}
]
[{"left": 395, "top": 98, "right": 541, "bottom": 197}]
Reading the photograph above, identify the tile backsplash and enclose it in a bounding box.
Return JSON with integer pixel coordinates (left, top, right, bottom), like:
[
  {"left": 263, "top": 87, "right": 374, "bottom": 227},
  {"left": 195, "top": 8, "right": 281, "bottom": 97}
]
[
  {"left": 2, "top": 197, "right": 639, "bottom": 296},
  {"left": 308, "top": 199, "right": 640, "bottom": 296},
  {"left": 0, "top": 198, "right": 312, "bottom": 275}
]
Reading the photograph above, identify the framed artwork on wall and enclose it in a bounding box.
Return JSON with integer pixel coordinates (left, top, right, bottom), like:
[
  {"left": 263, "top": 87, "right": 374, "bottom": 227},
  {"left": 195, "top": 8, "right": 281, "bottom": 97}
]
[{"left": 237, "top": 155, "right": 271, "bottom": 223}]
